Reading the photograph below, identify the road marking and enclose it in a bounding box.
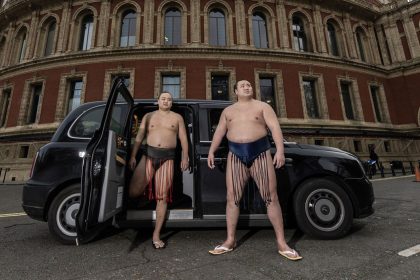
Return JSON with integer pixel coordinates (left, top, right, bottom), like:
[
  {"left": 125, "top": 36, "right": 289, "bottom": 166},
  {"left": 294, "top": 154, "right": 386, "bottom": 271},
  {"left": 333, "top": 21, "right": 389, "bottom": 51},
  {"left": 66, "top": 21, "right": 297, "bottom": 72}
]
[
  {"left": 0, "top": 212, "right": 27, "bottom": 218},
  {"left": 398, "top": 245, "right": 420, "bottom": 257}
]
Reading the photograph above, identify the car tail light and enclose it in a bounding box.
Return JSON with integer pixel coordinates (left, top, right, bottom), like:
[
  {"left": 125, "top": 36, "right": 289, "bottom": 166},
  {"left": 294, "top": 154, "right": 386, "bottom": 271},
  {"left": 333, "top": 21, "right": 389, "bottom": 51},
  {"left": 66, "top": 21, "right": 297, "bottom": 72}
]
[{"left": 29, "top": 151, "right": 39, "bottom": 178}]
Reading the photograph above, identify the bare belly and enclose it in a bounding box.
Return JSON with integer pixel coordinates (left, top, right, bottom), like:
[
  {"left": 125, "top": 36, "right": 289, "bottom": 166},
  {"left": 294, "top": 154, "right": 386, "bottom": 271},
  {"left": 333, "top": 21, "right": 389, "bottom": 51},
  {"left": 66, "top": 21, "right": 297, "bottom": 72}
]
[
  {"left": 226, "top": 127, "right": 268, "bottom": 143},
  {"left": 146, "top": 130, "right": 177, "bottom": 148}
]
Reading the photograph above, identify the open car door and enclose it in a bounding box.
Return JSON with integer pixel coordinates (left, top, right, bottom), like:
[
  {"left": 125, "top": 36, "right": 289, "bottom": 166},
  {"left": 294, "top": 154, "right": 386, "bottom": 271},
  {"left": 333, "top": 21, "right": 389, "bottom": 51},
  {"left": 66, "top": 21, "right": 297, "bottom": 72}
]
[{"left": 76, "top": 78, "right": 134, "bottom": 244}]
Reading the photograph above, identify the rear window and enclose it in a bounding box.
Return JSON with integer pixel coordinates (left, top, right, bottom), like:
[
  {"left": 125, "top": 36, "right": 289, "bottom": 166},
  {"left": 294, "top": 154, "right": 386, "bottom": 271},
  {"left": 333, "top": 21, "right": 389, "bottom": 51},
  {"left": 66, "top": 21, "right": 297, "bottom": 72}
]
[{"left": 69, "top": 106, "right": 105, "bottom": 138}]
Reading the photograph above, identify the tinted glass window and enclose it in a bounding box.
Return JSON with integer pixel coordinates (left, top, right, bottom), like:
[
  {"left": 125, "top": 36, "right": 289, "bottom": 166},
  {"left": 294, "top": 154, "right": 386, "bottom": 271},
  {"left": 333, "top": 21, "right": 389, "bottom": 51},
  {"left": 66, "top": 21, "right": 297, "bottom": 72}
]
[
  {"left": 303, "top": 80, "right": 319, "bottom": 118},
  {"left": 44, "top": 21, "right": 56, "bottom": 56},
  {"left": 211, "top": 75, "right": 229, "bottom": 100},
  {"left": 340, "top": 82, "right": 354, "bottom": 120},
  {"left": 120, "top": 10, "right": 136, "bottom": 47},
  {"left": 69, "top": 106, "right": 104, "bottom": 138},
  {"left": 260, "top": 77, "right": 276, "bottom": 111},
  {"left": 209, "top": 9, "right": 226, "bottom": 46},
  {"left": 79, "top": 15, "right": 93, "bottom": 50},
  {"left": 162, "top": 75, "right": 180, "bottom": 98},
  {"left": 252, "top": 12, "right": 268, "bottom": 48},
  {"left": 209, "top": 108, "right": 227, "bottom": 146},
  {"left": 164, "top": 8, "right": 181, "bottom": 45}
]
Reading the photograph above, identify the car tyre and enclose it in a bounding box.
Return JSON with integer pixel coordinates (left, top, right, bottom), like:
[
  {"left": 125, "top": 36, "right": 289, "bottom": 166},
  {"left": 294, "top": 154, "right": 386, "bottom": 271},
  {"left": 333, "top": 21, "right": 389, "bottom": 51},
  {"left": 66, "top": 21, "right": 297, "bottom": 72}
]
[
  {"left": 293, "top": 178, "right": 353, "bottom": 239},
  {"left": 47, "top": 184, "right": 80, "bottom": 245}
]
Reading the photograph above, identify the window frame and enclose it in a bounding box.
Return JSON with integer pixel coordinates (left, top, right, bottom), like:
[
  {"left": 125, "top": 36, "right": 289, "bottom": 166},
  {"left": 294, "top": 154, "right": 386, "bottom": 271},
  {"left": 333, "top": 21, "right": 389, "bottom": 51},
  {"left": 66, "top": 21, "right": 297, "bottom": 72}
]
[
  {"left": 252, "top": 12, "right": 269, "bottom": 49},
  {"left": 119, "top": 9, "right": 137, "bottom": 47},
  {"left": 209, "top": 8, "right": 227, "bottom": 47},
  {"left": 164, "top": 7, "right": 182, "bottom": 46}
]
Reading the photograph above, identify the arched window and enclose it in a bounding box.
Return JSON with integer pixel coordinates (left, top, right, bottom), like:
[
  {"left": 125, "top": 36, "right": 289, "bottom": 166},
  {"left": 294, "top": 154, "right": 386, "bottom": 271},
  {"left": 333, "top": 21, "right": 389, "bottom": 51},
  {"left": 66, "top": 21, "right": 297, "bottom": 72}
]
[
  {"left": 16, "top": 28, "right": 27, "bottom": 62},
  {"left": 253, "top": 12, "right": 268, "bottom": 48},
  {"left": 44, "top": 20, "right": 56, "bottom": 56},
  {"left": 292, "top": 16, "right": 307, "bottom": 52},
  {"left": 209, "top": 9, "right": 226, "bottom": 46},
  {"left": 79, "top": 14, "right": 94, "bottom": 50},
  {"left": 164, "top": 8, "right": 181, "bottom": 45},
  {"left": 327, "top": 21, "right": 339, "bottom": 56},
  {"left": 120, "top": 10, "right": 136, "bottom": 47},
  {"left": 356, "top": 27, "right": 366, "bottom": 62}
]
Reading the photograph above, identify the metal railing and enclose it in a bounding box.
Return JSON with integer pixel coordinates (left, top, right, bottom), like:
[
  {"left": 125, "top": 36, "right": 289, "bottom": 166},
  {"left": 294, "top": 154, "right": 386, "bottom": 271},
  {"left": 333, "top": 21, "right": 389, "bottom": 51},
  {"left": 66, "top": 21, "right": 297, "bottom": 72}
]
[{"left": 364, "top": 160, "right": 419, "bottom": 179}]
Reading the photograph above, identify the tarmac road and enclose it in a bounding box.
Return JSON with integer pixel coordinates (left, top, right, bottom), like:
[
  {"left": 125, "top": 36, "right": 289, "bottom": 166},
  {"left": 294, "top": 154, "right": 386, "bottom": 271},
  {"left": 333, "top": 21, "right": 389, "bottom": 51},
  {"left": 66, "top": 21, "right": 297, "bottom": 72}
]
[{"left": 0, "top": 176, "right": 419, "bottom": 280}]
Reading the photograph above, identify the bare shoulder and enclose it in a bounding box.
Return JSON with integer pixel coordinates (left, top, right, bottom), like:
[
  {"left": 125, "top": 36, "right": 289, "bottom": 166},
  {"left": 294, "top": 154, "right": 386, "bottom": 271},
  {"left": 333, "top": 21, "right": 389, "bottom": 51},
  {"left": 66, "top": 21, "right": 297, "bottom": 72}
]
[
  {"left": 172, "top": 111, "right": 181, "bottom": 119},
  {"left": 258, "top": 100, "right": 274, "bottom": 111},
  {"left": 224, "top": 104, "right": 236, "bottom": 113}
]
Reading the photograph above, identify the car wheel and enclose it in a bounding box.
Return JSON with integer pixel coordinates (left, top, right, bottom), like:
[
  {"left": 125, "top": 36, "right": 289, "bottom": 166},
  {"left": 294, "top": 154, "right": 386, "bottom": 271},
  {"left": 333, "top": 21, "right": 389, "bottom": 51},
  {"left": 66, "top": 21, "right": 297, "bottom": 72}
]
[
  {"left": 293, "top": 178, "right": 353, "bottom": 239},
  {"left": 47, "top": 184, "right": 80, "bottom": 245}
]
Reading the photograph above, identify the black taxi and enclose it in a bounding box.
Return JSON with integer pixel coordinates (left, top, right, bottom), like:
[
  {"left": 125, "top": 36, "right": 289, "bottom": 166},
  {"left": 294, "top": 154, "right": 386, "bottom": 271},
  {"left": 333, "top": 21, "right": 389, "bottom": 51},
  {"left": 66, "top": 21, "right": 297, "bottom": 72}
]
[{"left": 22, "top": 78, "right": 374, "bottom": 244}]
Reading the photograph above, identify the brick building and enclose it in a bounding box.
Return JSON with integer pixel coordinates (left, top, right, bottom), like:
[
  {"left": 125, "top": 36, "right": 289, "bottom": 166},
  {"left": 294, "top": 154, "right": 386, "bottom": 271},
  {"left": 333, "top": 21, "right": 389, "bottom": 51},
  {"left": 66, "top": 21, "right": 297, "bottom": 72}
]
[{"left": 0, "top": 0, "right": 419, "bottom": 183}]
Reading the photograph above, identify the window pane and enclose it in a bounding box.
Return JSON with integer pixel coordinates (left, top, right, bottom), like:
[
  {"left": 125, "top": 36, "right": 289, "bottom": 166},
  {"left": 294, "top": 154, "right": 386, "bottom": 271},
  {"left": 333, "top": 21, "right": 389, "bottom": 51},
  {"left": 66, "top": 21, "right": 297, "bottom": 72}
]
[
  {"left": 356, "top": 30, "right": 366, "bottom": 62},
  {"left": 370, "top": 86, "right": 382, "bottom": 122},
  {"left": 79, "top": 15, "right": 93, "bottom": 50},
  {"left": 69, "top": 106, "right": 105, "bottom": 138},
  {"left": 28, "top": 85, "right": 42, "bottom": 124},
  {"left": 44, "top": 21, "right": 56, "bottom": 56},
  {"left": 260, "top": 78, "right": 276, "bottom": 111},
  {"left": 209, "top": 10, "right": 226, "bottom": 46},
  {"left": 120, "top": 11, "right": 136, "bottom": 47},
  {"left": 18, "top": 32, "right": 27, "bottom": 62},
  {"left": 164, "top": 9, "right": 181, "bottom": 45},
  {"left": 340, "top": 82, "right": 354, "bottom": 120},
  {"left": 211, "top": 75, "right": 229, "bottom": 100},
  {"left": 303, "top": 80, "right": 319, "bottom": 118},
  {"left": 68, "top": 80, "right": 83, "bottom": 114},
  {"left": 327, "top": 22, "right": 339, "bottom": 56},
  {"left": 162, "top": 75, "right": 180, "bottom": 98},
  {"left": 253, "top": 13, "right": 268, "bottom": 49},
  {"left": 0, "top": 89, "right": 11, "bottom": 127},
  {"left": 293, "top": 17, "right": 307, "bottom": 51}
]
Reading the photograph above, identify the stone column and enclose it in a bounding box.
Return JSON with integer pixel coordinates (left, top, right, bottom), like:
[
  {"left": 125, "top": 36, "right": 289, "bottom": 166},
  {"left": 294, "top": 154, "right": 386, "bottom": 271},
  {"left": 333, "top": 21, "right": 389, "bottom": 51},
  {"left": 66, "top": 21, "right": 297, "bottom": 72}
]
[
  {"left": 276, "top": 0, "right": 290, "bottom": 50},
  {"left": 343, "top": 13, "right": 356, "bottom": 58},
  {"left": 3, "top": 23, "right": 15, "bottom": 66},
  {"left": 402, "top": 14, "right": 420, "bottom": 58},
  {"left": 235, "top": 0, "right": 246, "bottom": 46},
  {"left": 383, "top": 22, "right": 405, "bottom": 62},
  {"left": 367, "top": 23, "right": 381, "bottom": 65},
  {"left": 143, "top": 0, "right": 154, "bottom": 44},
  {"left": 57, "top": 1, "right": 71, "bottom": 53},
  {"left": 313, "top": 4, "right": 327, "bottom": 53},
  {"left": 25, "top": 9, "right": 40, "bottom": 60},
  {"left": 374, "top": 24, "right": 391, "bottom": 65},
  {"left": 190, "top": 0, "right": 200, "bottom": 45},
  {"left": 97, "top": 0, "right": 111, "bottom": 48}
]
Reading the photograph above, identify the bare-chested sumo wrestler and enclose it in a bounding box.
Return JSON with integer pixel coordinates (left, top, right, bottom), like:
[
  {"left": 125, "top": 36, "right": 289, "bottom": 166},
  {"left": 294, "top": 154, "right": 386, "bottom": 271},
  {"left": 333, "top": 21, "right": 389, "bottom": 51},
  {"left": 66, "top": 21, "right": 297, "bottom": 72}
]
[
  {"left": 129, "top": 92, "right": 189, "bottom": 249},
  {"left": 207, "top": 80, "right": 302, "bottom": 261}
]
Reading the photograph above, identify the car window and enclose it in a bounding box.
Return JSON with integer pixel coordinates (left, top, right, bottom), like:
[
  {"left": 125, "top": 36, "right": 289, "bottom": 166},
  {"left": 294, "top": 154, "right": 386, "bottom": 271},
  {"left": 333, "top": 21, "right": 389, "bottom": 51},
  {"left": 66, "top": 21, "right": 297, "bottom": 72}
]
[
  {"left": 69, "top": 106, "right": 104, "bottom": 138},
  {"left": 208, "top": 108, "right": 227, "bottom": 147},
  {"left": 209, "top": 109, "right": 223, "bottom": 139},
  {"left": 109, "top": 103, "right": 129, "bottom": 136}
]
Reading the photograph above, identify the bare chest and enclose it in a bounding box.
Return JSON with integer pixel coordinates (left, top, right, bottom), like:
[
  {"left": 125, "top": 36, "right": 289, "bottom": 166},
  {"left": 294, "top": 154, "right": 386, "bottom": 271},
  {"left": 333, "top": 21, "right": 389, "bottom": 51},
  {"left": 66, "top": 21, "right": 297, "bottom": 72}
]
[
  {"left": 225, "top": 107, "right": 265, "bottom": 125},
  {"left": 147, "top": 115, "right": 178, "bottom": 132}
]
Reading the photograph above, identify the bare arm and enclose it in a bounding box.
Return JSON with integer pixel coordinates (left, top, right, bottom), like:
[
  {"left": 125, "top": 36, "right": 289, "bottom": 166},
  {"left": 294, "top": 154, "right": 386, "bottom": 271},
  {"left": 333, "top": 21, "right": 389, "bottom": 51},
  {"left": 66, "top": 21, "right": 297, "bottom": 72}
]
[
  {"left": 129, "top": 113, "right": 148, "bottom": 170},
  {"left": 208, "top": 109, "right": 228, "bottom": 169},
  {"left": 177, "top": 114, "right": 189, "bottom": 171},
  {"left": 262, "top": 103, "right": 285, "bottom": 168}
]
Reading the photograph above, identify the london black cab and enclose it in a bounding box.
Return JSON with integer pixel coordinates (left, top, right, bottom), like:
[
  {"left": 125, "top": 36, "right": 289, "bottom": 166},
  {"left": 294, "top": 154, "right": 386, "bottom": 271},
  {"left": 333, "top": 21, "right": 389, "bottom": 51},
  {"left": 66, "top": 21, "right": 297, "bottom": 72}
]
[{"left": 22, "top": 78, "right": 374, "bottom": 244}]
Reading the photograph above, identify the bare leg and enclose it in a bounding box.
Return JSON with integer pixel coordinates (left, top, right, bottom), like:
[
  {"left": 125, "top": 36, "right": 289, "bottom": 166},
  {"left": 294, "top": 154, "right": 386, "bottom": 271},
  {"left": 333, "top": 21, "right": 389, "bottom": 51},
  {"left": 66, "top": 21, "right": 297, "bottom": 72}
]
[
  {"left": 129, "top": 156, "right": 148, "bottom": 198},
  {"left": 250, "top": 151, "right": 298, "bottom": 255},
  {"left": 152, "top": 160, "right": 174, "bottom": 247},
  {"left": 213, "top": 152, "right": 249, "bottom": 252}
]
